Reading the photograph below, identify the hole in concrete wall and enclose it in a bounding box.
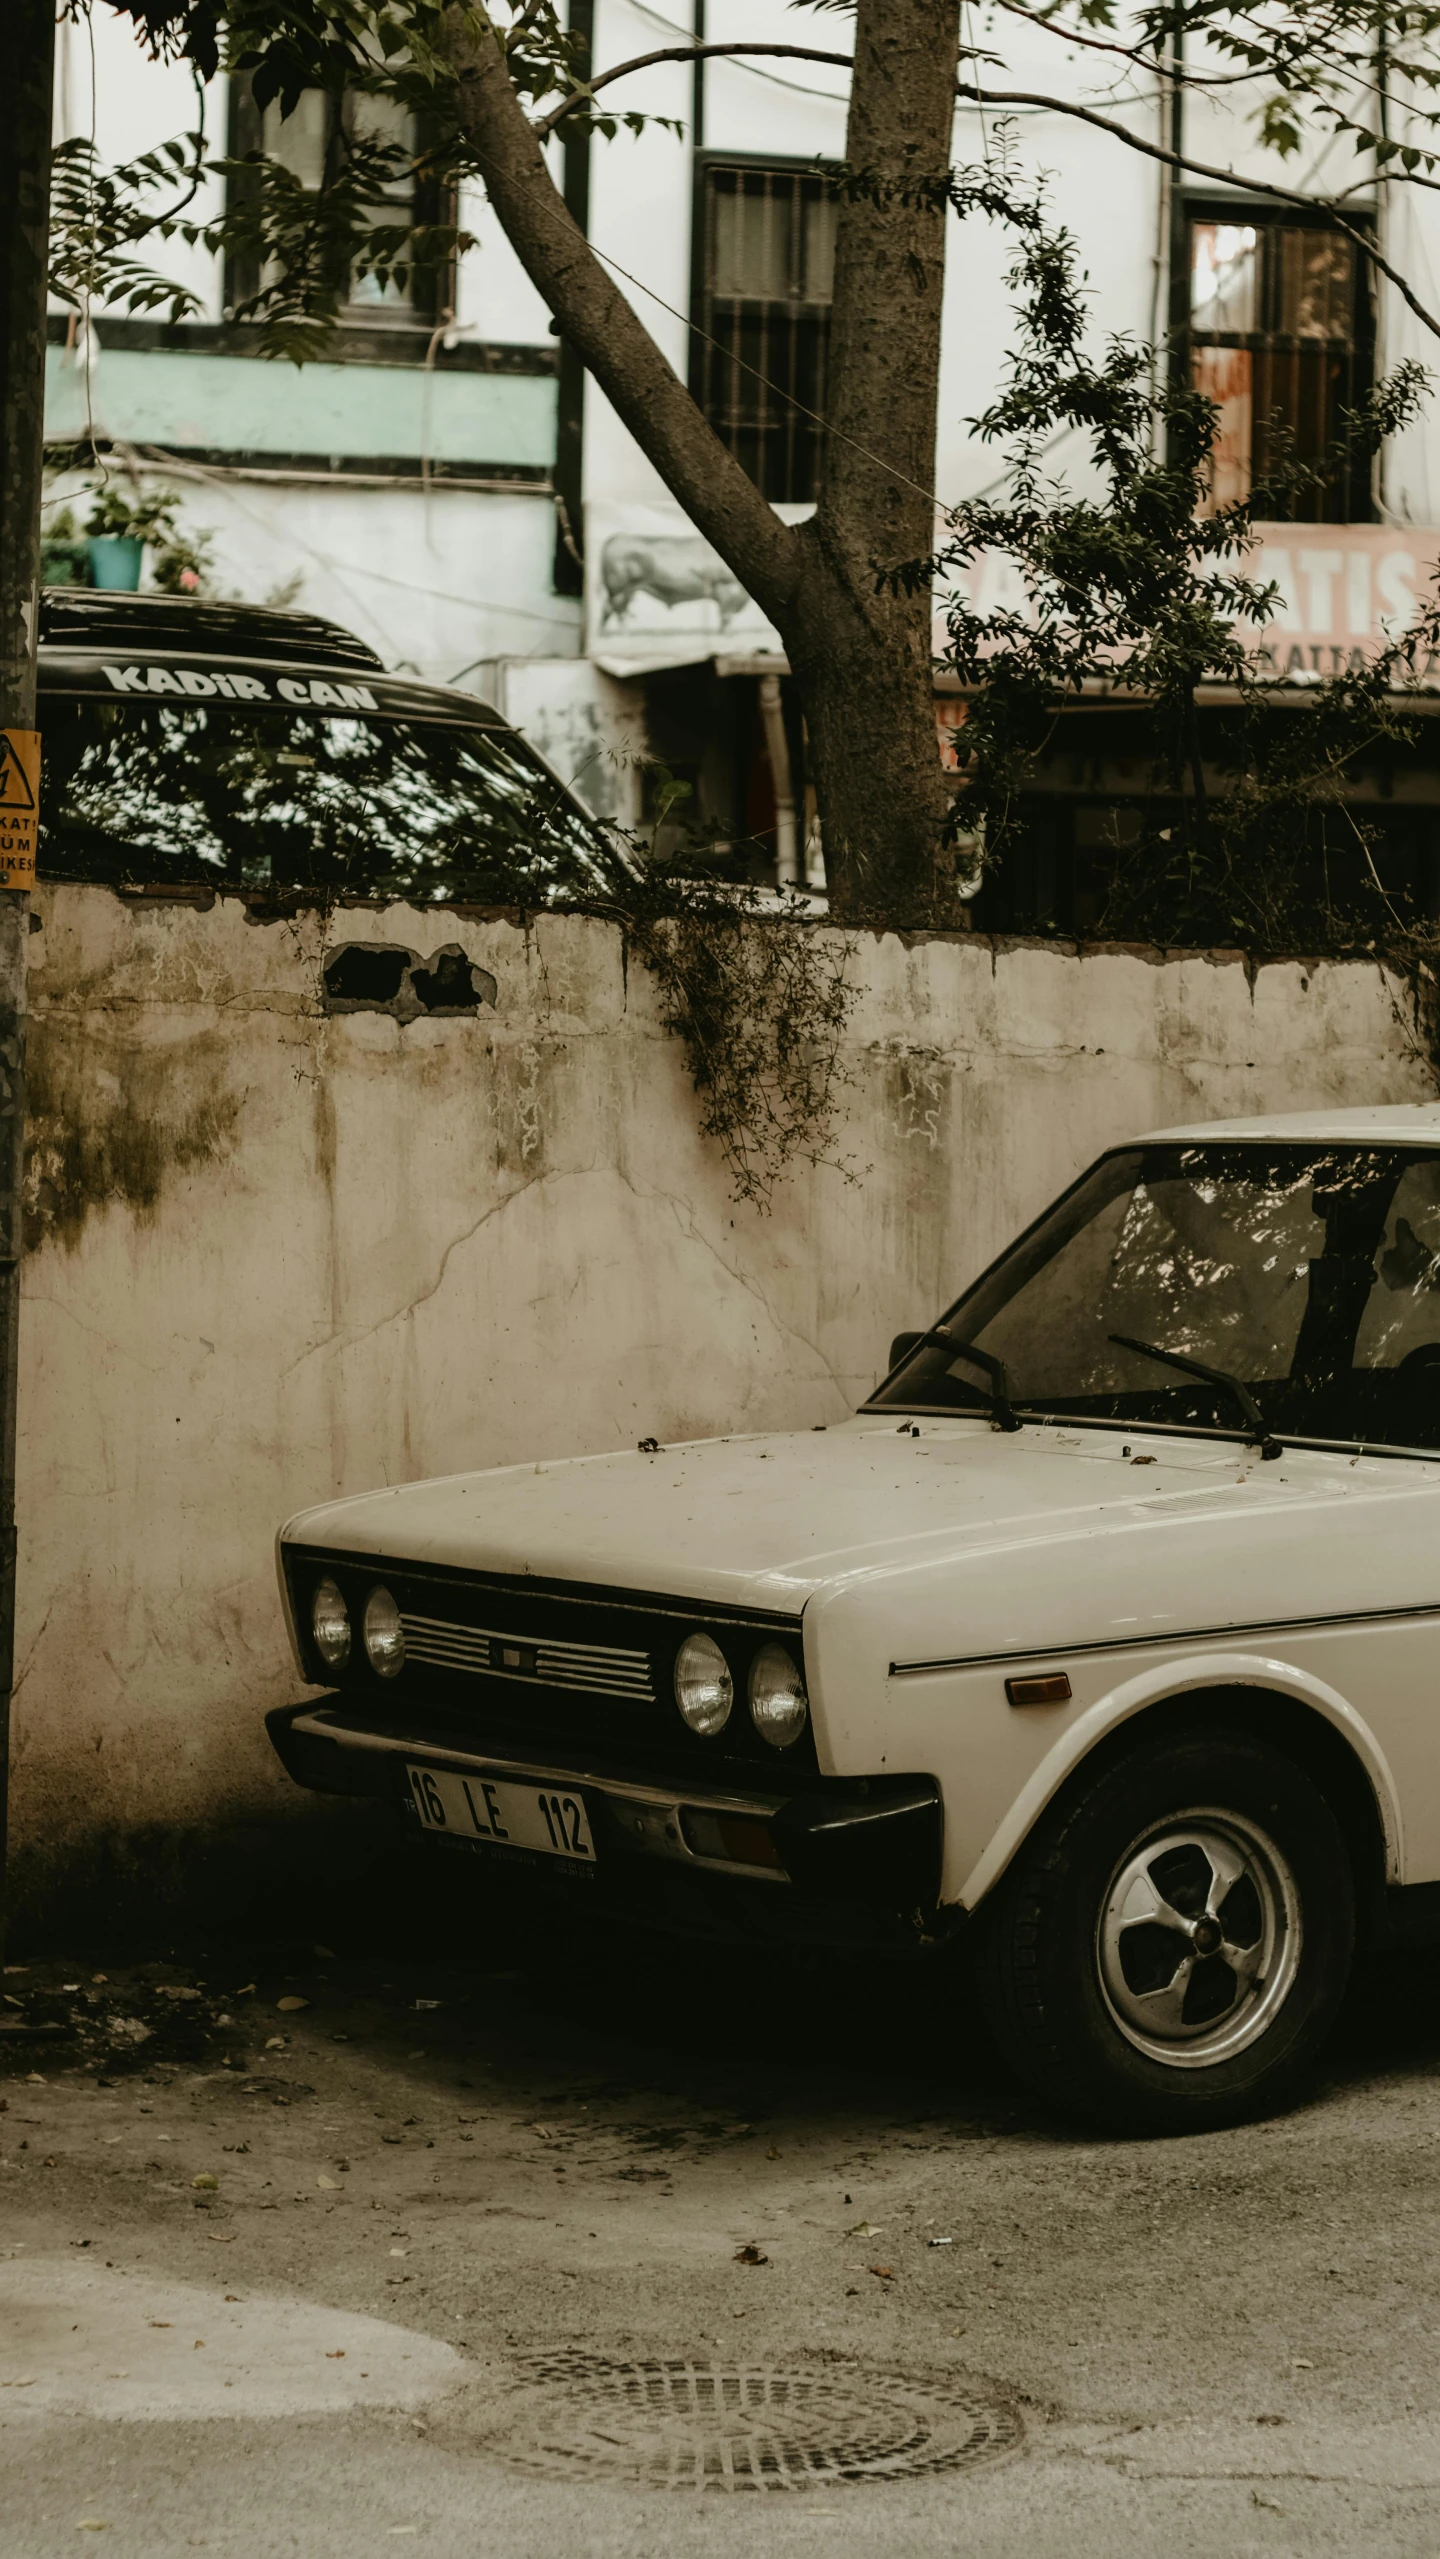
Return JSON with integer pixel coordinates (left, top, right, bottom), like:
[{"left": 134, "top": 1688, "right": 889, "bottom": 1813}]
[
  {"left": 409, "top": 947, "right": 499, "bottom": 1014},
  {"left": 322, "top": 941, "right": 500, "bottom": 1020},
  {"left": 324, "top": 945, "right": 411, "bottom": 1007}
]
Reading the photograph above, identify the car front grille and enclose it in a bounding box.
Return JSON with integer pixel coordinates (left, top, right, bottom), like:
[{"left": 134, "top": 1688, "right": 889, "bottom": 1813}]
[
  {"left": 399, "top": 1610, "right": 655, "bottom": 1703},
  {"left": 285, "top": 1547, "right": 815, "bottom": 1779}
]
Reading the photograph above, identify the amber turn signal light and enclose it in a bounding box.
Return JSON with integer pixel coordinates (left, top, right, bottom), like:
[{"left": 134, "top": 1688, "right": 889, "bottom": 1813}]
[
  {"left": 1005, "top": 1671, "right": 1072, "bottom": 1707},
  {"left": 681, "top": 1809, "right": 784, "bottom": 1868}
]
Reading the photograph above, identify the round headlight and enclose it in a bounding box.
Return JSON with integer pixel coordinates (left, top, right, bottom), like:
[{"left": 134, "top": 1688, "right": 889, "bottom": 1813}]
[
  {"left": 311, "top": 1577, "right": 350, "bottom": 1669},
  {"left": 674, "top": 1631, "right": 733, "bottom": 1736},
  {"left": 749, "top": 1643, "right": 808, "bottom": 1748},
  {"left": 363, "top": 1584, "right": 405, "bottom": 1679}
]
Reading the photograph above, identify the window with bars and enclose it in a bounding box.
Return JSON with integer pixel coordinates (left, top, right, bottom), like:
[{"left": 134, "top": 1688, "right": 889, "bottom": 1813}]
[
  {"left": 1180, "top": 204, "right": 1375, "bottom": 522},
  {"left": 691, "top": 160, "right": 837, "bottom": 504}
]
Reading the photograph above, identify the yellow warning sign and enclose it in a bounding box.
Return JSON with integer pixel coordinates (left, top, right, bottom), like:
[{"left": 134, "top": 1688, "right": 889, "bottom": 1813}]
[{"left": 0, "top": 730, "right": 39, "bottom": 889}]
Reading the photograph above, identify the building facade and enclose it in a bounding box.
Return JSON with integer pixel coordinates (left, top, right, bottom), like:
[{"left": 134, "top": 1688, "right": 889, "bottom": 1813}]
[{"left": 47, "top": 2, "right": 1440, "bottom": 907}]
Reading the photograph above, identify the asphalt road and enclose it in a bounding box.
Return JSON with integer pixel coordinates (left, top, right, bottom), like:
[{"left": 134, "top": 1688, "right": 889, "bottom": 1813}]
[{"left": 4, "top": 1875, "right": 1440, "bottom": 2558}]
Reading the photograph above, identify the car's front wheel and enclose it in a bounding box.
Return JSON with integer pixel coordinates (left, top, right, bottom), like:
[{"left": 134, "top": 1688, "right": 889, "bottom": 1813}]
[{"left": 978, "top": 1724, "right": 1356, "bottom": 2132}]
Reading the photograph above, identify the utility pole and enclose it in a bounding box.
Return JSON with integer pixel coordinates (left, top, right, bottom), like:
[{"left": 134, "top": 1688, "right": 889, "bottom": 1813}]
[
  {"left": 0, "top": 0, "right": 53, "bottom": 1983},
  {"left": 552, "top": 0, "right": 593, "bottom": 596}
]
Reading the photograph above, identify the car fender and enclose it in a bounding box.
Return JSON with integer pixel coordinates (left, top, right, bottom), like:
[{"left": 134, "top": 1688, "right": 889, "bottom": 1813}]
[{"left": 955, "top": 1647, "right": 1404, "bottom": 1910}]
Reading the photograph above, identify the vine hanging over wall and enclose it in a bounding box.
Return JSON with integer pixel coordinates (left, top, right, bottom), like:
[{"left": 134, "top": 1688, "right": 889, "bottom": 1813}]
[{"left": 613, "top": 867, "right": 859, "bottom": 1213}]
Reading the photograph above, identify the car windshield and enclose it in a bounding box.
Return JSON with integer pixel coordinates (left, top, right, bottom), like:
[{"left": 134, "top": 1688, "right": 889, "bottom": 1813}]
[
  {"left": 870, "top": 1142, "right": 1440, "bottom": 1455},
  {"left": 36, "top": 694, "right": 618, "bottom": 904}
]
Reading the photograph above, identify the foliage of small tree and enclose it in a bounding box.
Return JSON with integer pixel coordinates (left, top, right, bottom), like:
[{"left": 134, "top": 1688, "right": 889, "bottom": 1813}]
[{"left": 915, "top": 188, "right": 1440, "bottom": 956}]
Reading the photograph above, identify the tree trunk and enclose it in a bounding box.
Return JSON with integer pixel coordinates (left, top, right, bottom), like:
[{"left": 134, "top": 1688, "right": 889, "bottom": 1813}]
[
  {"left": 444, "top": 1, "right": 960, "bottom": 920},
  {"left": 444, "top": 7, "right": 801, "bottom": 617},
  {"left": 792, "top": 0, "right": 960, "bottom": 921}
]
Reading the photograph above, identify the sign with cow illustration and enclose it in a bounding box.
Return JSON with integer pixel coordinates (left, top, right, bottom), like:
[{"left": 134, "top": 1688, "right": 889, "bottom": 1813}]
[{"left": 585, "top": 499, "right": 812, "bottom": 674}]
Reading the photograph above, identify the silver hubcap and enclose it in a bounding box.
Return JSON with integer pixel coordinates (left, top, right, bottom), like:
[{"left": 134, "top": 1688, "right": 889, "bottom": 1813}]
[{"left": 1096, "top": 1809, "right": 1302, "bottom": 2069}]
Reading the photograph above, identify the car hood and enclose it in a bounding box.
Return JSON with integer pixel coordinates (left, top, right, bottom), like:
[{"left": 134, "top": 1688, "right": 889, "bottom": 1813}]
[{"left": 281, "top": 1416, "right": 1435, "bottom": 1619}]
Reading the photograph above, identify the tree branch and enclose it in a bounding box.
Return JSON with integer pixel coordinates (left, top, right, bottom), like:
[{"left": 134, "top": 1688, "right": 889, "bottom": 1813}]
[
  {"left": 440, "top": 8, "right": 802, "bottom": 619},
  {"left": 986, "top": 0, "right": 1256, "bottom": 86},
  {"left": 959, "top": 80, "right": 1440, "bottom": 342},
  {"left": 532, "top": 42, "right": 853, "bottom": 137}
]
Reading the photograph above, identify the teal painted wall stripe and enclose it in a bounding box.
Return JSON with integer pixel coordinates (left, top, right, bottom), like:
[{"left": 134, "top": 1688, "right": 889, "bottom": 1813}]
[{"left": 44, "top": 346, "right": 557, "bottom": 468}]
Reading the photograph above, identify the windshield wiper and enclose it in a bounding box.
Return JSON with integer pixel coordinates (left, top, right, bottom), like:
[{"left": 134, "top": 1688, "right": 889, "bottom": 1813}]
[
  {"left": 903, "top": 1328, "right": 1024, "bottom": 1433},
  {"left": 1110, "top": 1333, "right": 1284, "bottom": 1461}
]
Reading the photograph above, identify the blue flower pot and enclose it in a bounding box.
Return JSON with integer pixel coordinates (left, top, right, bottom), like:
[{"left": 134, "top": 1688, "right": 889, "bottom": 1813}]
[{"left": 87, "top": 536, "right": 144, "bottom": 591}]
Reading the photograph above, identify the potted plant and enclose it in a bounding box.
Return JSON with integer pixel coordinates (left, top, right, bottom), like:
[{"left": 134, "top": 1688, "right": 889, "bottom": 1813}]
[{"left": 83, "top": 488, "right": 214, "bottom": 594}]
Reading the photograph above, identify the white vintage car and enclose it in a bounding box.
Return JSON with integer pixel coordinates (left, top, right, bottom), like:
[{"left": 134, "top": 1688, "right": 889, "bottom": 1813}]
[{"left": 269, "top": 1106, "right": 1440, "bottom": 2132}]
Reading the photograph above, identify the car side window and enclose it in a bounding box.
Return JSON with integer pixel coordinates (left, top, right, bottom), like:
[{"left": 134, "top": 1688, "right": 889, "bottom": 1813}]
[
  {"left": 1353, "top": 1158, "right": 1440, "bottom": 1371},
  {"left": 36, "top": 696, "right": 613, "bottom": 904}
]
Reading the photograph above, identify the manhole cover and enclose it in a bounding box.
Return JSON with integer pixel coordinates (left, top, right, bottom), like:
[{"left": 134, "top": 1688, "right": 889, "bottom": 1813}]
[{"left": 455, "top": 2349, "right": 1022, "bottom": 2491}]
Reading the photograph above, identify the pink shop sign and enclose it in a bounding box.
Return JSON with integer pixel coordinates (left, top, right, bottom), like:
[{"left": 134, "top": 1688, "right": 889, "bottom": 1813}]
[
  {"left": 1243, "top": 524, "right": 1440, "bottom": 677},
  {"left": 938, "top": 523, "right": 1440, "bottom": 682}
]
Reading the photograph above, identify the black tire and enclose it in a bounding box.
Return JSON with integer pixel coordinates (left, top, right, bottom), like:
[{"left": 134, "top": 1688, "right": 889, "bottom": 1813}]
[{"left": 977, "top": 1724, "right": 1355, "bottom": 2133}]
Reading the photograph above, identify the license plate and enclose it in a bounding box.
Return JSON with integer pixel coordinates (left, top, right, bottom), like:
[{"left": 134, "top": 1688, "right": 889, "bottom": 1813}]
[{"left": 406, "top": 1763, "right": 594, "bottom": 1861}]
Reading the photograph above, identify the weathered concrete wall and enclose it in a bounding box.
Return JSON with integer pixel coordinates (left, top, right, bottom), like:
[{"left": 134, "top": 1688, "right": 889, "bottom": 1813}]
[{"left": 11, "top": 887, "right": 1433, "bottom": 1914}]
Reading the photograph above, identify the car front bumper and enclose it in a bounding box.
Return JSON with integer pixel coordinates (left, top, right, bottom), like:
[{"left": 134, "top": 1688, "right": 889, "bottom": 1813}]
[{"left": 266, "top": 1698, "right": 944, "bottom": 1928}]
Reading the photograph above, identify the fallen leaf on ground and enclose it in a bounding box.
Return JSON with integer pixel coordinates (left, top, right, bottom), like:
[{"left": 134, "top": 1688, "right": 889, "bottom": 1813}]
[
  {"left": 527, "top": 2123, "right": 556, "bottom": 2139},
  {"left": 733, "top": 2243, "right": 769, "bottom": 2266},
  {"left": 326, "top": 2350, "right": 346, "bottom": 2359},
  {"left": 276, "top": 1997, "right": 310, "bottom": 2013},
  {"left": 766, "top": 2147, "right": 780, "bottom": 2160},
  {"left": 317, "top": 2175, "right": 339, "bottom": 2191},
  {"left": 846, "top": 2222, "right": 884, "bottom": 2238},
  {"left": 192, "top": 2174, "right": 218, "bottom": 2191},
  {"left": 264, "top": 2037, "right": 286, "bottom": 2051},
  {"left": 75, "top": 2522, "right": 109, "bottom": 2533},
  {"left": 869, "top": 2265, "right": 895, "bottom": 2281},
  {"left": 148, "top": 2323, "right": 171, "bottom": 2331},
  {"left": 207, "top": 2234, "right": 235, "bottom": 2244}
]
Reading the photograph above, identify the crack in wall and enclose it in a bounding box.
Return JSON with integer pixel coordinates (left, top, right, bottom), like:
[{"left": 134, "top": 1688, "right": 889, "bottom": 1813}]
[{"left": 278, "top": 1165, "right": 593, "bottom": 1380}]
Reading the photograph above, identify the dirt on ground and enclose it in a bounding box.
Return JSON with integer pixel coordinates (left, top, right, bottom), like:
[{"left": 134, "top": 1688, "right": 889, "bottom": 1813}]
[{"left": 3, "top": 1880, "right": 1440, "bottom": 2557}]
